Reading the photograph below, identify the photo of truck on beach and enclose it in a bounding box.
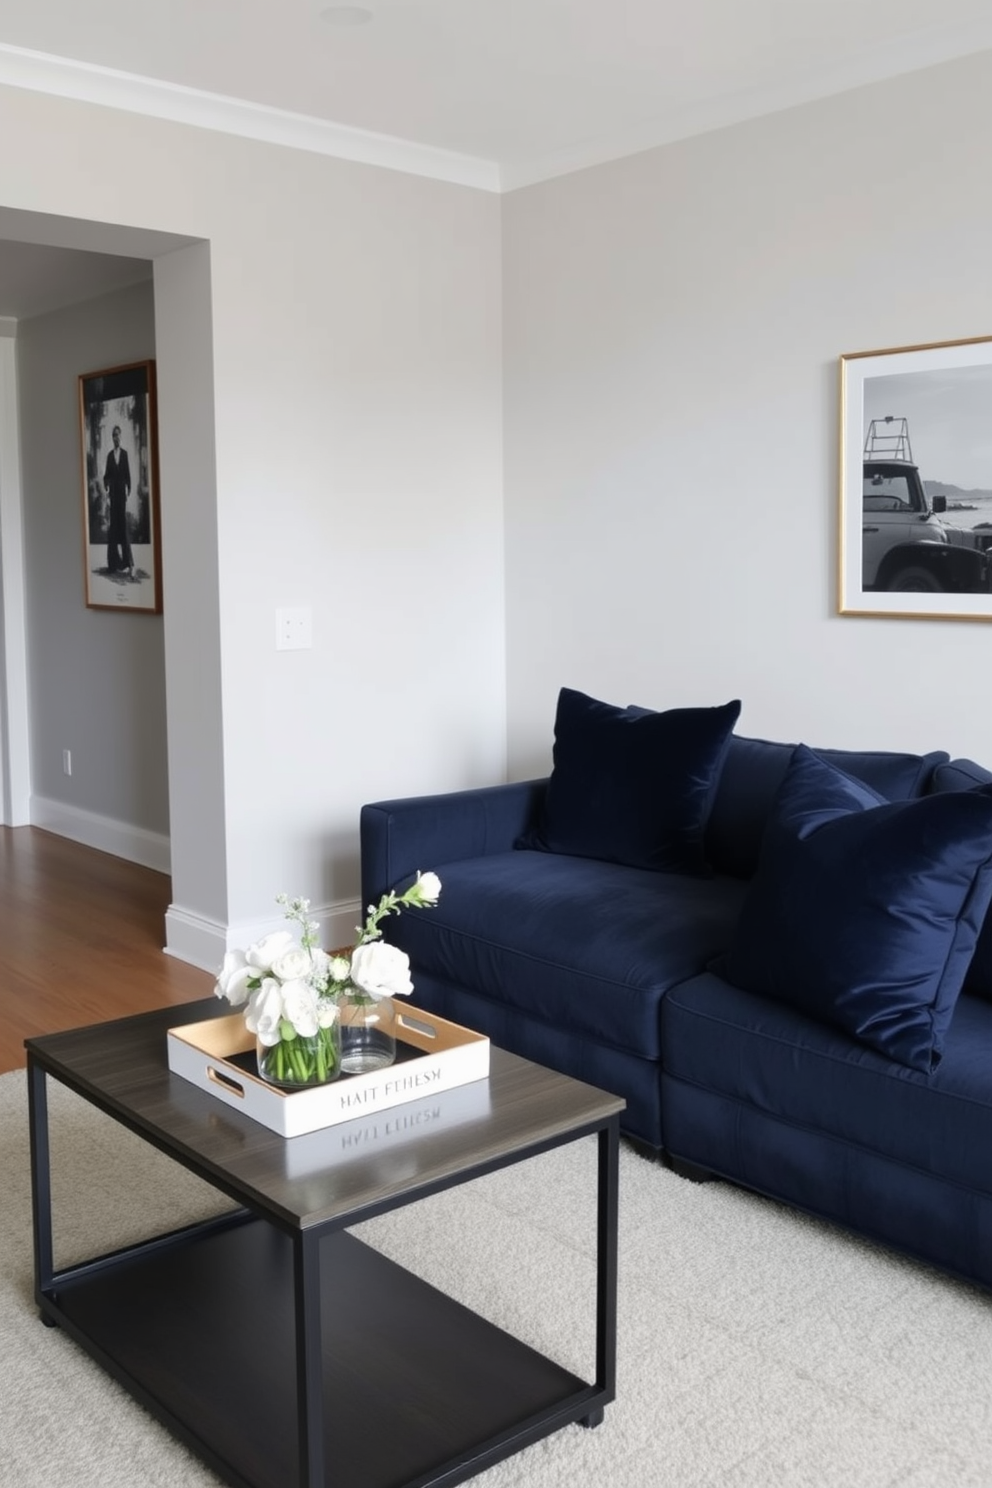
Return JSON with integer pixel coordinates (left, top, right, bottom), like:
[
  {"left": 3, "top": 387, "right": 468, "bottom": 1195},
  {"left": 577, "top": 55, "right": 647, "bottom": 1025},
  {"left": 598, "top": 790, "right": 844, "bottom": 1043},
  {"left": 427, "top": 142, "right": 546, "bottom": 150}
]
[{"left": 861, "top": 414, "right": 992, "bottom": 595}]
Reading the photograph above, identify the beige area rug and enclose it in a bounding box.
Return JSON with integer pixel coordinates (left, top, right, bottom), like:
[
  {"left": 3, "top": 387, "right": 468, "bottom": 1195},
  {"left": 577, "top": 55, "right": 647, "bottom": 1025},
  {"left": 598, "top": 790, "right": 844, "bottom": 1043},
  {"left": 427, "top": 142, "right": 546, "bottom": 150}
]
[{"left": 2, "top": 1066, "right": 992, "bottom": 1487}]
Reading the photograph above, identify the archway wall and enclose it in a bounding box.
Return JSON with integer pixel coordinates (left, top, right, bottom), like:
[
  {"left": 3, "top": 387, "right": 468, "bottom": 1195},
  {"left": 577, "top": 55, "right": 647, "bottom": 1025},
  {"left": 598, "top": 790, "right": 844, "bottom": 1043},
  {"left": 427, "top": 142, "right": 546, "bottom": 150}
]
[
  {"left": 0, "top": 86, "right": 506, "bottom": 966},
  {"left": 154, "top": 241, "right": 228, "bottom": 958},
  {"left": 0, "top": 322, "right": 28, "bottom": 826},
  {"left": 16, "top": 280, "right": 169, "bottom": 865}
]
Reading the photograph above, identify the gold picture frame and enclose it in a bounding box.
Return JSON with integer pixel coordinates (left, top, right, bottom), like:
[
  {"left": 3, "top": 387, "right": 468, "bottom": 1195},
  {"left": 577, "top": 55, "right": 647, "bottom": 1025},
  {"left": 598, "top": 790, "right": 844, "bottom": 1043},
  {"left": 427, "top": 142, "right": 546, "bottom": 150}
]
[{"left": 839, "top": 335, "right": 992, "bottom": 621}]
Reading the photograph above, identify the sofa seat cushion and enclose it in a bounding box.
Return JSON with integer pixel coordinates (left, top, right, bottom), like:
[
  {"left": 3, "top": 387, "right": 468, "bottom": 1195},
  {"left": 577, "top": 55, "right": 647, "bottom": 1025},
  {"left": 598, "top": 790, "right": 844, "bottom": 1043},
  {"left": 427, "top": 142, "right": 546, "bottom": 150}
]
[
  {"left": 662, "top": 972, "right": 992, "bottom": 1192},
  {"left": 388, "top": 850, "right": 749, "bottom": 1060}
]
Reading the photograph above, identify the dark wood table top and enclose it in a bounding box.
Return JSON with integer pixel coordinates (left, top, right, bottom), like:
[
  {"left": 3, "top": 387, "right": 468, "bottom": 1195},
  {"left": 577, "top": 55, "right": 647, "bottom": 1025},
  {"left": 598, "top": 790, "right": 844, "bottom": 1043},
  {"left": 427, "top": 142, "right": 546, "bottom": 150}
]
[{"left": 26, "top": 998, "right": 624, "bottom": 1232}]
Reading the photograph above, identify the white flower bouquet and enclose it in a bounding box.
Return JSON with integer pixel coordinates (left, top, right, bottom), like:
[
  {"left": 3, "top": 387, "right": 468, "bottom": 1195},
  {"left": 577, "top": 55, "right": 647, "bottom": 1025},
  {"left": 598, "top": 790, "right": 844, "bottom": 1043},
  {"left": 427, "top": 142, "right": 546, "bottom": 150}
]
[{"left": 214, "top": 872, "right": 441, "bottom": 1086}]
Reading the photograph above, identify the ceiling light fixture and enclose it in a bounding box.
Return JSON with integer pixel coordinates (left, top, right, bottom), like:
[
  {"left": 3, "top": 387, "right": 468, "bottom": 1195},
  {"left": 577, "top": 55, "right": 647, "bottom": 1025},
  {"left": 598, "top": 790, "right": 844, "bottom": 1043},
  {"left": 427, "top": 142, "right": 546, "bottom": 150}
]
[{"left": 319, "top": 5, "right": 374, "bottom": 25}]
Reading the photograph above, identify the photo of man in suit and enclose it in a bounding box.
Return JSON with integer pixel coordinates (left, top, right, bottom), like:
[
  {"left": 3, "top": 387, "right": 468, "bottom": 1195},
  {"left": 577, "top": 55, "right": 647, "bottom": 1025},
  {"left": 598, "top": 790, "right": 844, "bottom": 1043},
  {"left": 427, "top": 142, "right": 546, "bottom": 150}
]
[{"left": 104, "top": 424, "right": 133, "bottom": 576}]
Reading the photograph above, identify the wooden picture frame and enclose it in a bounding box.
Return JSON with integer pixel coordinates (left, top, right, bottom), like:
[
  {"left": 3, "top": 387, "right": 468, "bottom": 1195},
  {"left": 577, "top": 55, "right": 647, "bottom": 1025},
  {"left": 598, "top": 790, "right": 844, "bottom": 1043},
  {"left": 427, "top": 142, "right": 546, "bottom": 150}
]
[
  {"left": 839, "top": 336, "right": 992, "bottom": 621},
  {"left": 78, "top": 360, "right": 162, "bottom": 613}
]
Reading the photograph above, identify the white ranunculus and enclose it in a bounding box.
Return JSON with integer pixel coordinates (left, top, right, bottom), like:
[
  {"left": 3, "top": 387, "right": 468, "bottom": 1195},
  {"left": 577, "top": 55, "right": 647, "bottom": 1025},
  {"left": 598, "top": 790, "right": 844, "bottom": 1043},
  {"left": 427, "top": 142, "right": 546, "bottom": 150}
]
[
  {"left": 349, "top": 941, "right": 414, "bottom": 999},
  {"left": 270, "top": 946, "right": 312, "bottom": 983},
  {"left": 316, "top": 999, "right": 339, "bottom": 1029},
  {"left": 245, "top": 930, "right": 296, "bottom": 973},
  {"left": 414, "top": 871, "right": 442, "bottom": 905},
  {"left": 244, "top": 979, "right": 285, "bottom": 1046},
  {"left": 215, "top": 950, "right": 254, "bottom": 1006},
  {"left": 281, "top": 979, "right": 320, "bottom": 1038},
  {"left": 328, "top": 955, "right": 351, "bottom": 983}
]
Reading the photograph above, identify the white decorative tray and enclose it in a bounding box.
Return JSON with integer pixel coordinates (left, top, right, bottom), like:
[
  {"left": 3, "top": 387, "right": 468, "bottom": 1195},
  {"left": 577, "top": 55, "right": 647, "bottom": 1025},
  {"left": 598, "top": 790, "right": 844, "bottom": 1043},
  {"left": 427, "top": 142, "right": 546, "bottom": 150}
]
[{"left": 167, "top": 1006, "right": 490, "bottom": 1139}]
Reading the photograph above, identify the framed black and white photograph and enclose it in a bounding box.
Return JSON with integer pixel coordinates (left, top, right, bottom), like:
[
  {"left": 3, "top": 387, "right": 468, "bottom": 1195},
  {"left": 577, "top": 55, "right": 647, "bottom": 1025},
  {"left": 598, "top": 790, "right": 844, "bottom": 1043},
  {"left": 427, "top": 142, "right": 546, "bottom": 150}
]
[
  {"left": 839, "top": 335, "right": 992, "bottom": 621},
  {"left": 78, "top": 360, "right": 162, "bottom": 614}
]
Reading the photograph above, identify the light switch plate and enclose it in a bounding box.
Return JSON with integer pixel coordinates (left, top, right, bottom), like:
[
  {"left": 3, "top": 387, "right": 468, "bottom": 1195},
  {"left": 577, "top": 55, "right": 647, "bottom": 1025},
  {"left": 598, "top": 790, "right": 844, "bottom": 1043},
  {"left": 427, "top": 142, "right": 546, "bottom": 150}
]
[{"left": 275, "top": 607, "right": 312, "bottom": 650}]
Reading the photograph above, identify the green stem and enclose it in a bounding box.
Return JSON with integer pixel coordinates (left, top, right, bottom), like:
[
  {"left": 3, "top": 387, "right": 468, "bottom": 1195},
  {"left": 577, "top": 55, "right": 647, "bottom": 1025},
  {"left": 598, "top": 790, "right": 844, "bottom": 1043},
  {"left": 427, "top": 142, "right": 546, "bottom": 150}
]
[{"left": 260, "top": 1026, "right": 339, "bottom": 1086}]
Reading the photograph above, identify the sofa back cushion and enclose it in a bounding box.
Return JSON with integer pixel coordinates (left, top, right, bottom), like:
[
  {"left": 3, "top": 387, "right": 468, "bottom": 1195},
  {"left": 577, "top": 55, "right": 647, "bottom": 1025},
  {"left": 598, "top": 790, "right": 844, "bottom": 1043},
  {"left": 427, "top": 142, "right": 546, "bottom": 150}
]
[
  {"left": 930, "top": 758, "right": 992, "bottom": 793},
  {"left": 723, "top": 745, "right": 992, "bottom": 1073},
  {"left": 519, "top": 687, "right": 741, "bottom": 875},
  {"left": 706, "top": 735, "right": 950, "bottom": 878}
]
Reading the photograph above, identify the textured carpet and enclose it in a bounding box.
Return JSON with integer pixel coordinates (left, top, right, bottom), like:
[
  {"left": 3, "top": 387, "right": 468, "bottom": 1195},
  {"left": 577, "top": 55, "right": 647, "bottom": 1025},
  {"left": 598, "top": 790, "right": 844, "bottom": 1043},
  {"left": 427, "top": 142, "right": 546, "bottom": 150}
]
[{"left": 2, "top": 1066, "right": 992, "bottom": 1487}]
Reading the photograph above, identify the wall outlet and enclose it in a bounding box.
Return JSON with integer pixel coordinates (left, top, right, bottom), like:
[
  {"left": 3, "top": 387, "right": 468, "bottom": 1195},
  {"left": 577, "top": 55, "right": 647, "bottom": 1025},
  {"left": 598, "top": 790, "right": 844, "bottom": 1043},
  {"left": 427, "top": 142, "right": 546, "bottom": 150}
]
[
  {"left": 62, "top": 749, "right": 72, "bottom": 776},
  {"left": 275, "top": 607, "right": 313, "bottom": 651}
]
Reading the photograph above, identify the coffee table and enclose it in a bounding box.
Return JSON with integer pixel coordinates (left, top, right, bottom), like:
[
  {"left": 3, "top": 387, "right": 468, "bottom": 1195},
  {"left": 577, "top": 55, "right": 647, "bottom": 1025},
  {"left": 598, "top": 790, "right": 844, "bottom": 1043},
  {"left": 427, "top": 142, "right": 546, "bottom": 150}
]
[{"left": 26, "top": 998, "right": 624, "bottom": 1488}]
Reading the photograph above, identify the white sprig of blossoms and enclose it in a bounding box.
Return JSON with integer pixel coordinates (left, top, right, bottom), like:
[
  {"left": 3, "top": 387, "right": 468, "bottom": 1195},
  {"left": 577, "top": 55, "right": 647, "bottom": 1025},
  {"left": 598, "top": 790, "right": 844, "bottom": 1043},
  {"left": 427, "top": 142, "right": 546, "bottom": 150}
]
[{"left": 214, "top": 872, "right": 442, "bottom": 1051}]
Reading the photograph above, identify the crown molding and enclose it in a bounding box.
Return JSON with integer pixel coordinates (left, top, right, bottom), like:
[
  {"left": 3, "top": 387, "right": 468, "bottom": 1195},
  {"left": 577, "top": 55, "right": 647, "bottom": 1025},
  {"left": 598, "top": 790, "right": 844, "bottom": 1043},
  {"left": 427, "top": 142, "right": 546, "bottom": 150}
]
[{"left": 0, "top": 42, "right": 500, "bottom": 193}]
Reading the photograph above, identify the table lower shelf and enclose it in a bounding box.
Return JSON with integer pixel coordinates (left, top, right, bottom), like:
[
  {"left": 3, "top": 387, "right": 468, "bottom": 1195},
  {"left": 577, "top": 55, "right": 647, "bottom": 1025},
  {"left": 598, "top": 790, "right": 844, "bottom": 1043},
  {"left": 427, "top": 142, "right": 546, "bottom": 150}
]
[{"left": 43, "top": 1214, "right": 598, "bottom": 1488}]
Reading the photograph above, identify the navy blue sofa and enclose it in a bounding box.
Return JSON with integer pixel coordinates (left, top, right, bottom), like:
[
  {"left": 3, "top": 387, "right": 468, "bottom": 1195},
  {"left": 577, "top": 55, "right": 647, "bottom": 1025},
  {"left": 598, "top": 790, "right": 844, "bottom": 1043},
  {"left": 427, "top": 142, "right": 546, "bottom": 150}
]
[{"left": 361, "top": 722, "right": 992, "bottom": 1291}]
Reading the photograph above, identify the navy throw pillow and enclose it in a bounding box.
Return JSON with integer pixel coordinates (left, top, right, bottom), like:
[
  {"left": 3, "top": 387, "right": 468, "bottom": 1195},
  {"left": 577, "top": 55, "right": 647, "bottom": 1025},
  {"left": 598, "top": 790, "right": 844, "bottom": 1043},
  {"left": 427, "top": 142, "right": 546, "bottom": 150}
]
[
  {"left": 968, "top": 911, "right": 992, "bottom": 1000},
  {"left": 724, "top": 745, "right": 992, "bottom": 1073},
  {"left": 928, "top": 759, "right": 992, "bottom": 1000},
  {"left": 520, "top": 688, "right": 741, "bottom": 874}
]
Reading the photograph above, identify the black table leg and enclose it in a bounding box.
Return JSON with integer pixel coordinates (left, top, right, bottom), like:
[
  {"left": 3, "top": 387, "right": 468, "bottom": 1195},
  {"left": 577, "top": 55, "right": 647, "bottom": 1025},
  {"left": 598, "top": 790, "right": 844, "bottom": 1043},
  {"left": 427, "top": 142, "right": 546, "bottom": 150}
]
[
  {"left": 26, "top": 1057, "right": 56, "bottom": 1319},
  {"left": 581, "top": 1115, "right": 619, "bottom": 1427},
  {"left": 294, "top": 1227, "right": 325, "bottom": 1487}
]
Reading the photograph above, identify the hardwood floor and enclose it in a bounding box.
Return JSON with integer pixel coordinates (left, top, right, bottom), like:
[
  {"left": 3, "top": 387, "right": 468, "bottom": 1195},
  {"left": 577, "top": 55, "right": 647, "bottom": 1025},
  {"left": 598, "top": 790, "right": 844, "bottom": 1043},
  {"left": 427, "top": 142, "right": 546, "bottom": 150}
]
[{"left": 0, "top": 826, "right": 215, "bottom": 1073}]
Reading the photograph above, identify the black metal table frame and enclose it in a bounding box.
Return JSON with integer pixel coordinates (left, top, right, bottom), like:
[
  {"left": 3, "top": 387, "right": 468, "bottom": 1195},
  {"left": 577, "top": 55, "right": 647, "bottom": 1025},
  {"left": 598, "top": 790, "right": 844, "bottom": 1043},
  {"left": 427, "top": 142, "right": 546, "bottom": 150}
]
[{"left": 27, "top": 1047, "right": 621, "bottom": 1488}]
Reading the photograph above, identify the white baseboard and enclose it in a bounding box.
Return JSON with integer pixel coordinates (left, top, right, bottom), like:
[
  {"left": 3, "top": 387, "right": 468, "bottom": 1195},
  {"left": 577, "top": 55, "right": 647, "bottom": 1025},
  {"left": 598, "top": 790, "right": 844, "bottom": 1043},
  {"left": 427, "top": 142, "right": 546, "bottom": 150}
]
[
  {"left": 164, "top": 903, "right": 228, "bottom": 972},
  {"left": 166, "top": 898, "right": 364, "bottom": 974},
  {"left": 31, "top": 795, "right": 171, "bottom": 873}
]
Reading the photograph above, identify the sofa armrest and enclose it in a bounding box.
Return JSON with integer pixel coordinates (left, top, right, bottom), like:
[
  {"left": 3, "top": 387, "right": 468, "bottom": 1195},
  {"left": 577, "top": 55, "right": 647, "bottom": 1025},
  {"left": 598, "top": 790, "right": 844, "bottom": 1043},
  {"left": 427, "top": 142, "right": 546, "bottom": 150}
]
[{"left": 360, "top": 779, "right": 548, "bottom": 905}]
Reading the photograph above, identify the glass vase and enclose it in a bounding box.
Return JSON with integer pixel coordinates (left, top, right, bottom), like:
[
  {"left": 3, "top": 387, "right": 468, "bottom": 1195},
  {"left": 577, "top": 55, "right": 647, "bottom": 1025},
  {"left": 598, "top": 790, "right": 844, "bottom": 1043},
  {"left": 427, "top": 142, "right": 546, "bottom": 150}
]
[
  {"left": 337, "top": 985, "right": 397, "bottom": 1073},
  {"left": 256, "top": 1021, "right": 342, "bottom": 1089}
]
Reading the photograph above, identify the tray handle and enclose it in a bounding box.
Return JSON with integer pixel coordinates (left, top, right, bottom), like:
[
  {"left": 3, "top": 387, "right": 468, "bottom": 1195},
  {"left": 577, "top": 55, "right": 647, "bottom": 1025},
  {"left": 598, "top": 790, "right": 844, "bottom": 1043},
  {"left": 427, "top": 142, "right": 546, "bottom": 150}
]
[
  {"left": 207, "top": 1064, "right": 246, "bottom": 1098},
  {"left": 396, "top": 1011, "right": 438, "bottom": 1040}
]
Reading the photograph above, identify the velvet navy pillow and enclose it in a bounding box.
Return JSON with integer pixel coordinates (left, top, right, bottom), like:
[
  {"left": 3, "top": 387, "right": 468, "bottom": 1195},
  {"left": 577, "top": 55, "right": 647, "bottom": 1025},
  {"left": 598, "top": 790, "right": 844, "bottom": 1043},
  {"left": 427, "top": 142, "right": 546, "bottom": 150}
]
[
  {"left": 724, "top": 745, "right": 992, "bottom": 1073},
  {"left": 520, "top": 688, "right": 741, "bottom": 874},
  {"left": 928, "top": 759, "right": 992, "bottom": 1000},
  {"left": 967, "top": 907, "right": 992, "bottom": 1000}
]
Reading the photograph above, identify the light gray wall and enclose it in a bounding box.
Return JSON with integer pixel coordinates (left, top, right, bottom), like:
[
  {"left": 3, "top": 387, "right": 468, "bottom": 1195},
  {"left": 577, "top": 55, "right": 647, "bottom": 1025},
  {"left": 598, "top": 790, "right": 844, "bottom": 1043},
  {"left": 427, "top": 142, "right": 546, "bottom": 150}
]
[
  {"left": 20, "top": 43, "right": 991, "bottom": 960},
  {"left": 502, "top": 48, "right": 992, "bottom": 778},
  {"left": 17, "top": 280, "right": 169, "bottom": 839},
  {"left": 153, "top": 241, "right": 228, "bottom": 942},
  {"left": 0, "top": 83, "right": 505, "bottom": 964}
]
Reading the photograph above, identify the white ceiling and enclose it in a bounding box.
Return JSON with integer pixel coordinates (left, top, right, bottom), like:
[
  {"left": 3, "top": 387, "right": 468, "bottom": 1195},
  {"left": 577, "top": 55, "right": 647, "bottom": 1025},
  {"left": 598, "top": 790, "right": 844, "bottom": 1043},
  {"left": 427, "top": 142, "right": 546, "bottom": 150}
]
[
  {"left": 2, "top": 0, "right": 992, "bottom": 185},
  {"left": 0, "top": 241, "right": 151, "bottom": 321},
  {"left": 0, "top": 210, "right": 190, "bottom": 321},
  {"left": 2, "top": 0, "right": 992, "bottom": 315}
]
